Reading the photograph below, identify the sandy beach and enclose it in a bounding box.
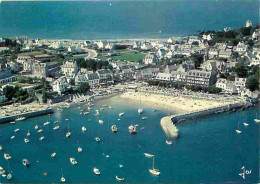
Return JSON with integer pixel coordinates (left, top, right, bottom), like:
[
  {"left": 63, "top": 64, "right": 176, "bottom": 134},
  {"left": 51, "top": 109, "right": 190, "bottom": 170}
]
[{"left": 121, "top": 91, "right": 243, "bottom": 113}]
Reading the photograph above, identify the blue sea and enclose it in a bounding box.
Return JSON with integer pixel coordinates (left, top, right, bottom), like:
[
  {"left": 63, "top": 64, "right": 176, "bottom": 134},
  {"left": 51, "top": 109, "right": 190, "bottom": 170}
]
[
  {"left": 0, "top": 0, "right": 258, "bottom": 40},
  {"left": 0, "top": 96, "right": 259, "bottom": 183}
]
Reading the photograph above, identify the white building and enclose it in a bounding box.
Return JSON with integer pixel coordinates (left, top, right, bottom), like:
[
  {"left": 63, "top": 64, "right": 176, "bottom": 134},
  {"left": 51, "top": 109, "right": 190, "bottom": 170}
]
[
  {"left": 216, "top": 78, "right": 236, "bottom": 93},
  {"left": 155, "top": 73, "right": 171, "bottom": 81},
  {"left": 234, "top": 42, "right": 248, "bottom": 54},
  {"left": 52, "top": 76, "right": 71, "bottom": 95},
  {"left": 61, "top": 61, "right": 79, "bottom": 80},
  {"left": 143, "top": 53, "right": 158, "bottom": 65}
]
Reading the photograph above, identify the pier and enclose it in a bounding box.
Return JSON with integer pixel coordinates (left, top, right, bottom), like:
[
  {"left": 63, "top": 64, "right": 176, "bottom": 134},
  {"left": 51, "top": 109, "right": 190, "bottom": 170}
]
[
  {"left": 160, "top": 101, "right": 251, "bottom": 138},
  {"left": 0, "top": 108, "right": 54, "bottom": 124}
]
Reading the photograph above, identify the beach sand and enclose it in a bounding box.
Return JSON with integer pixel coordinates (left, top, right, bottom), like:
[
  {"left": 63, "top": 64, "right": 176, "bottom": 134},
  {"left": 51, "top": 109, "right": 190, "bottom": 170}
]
[{"left": 121, "top": 91, "right": 241, "bottom": 113}]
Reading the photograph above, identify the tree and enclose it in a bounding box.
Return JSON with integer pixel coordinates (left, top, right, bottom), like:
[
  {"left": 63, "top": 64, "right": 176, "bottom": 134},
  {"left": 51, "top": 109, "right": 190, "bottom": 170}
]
[
  {"left": 232, "top": 52, "right": 239, "bottom": 59},
  {"left": 190, "top": 53, "right": 203, "bottom": 69},
  {"left": 77, "top": 82, "right": 90, "bottom": 94},
  {"left": 234, "top": 62, "right": 248, "bottom": 78},
  {"left": 246, "top": 75, "right": 259, "bottom": 92}
]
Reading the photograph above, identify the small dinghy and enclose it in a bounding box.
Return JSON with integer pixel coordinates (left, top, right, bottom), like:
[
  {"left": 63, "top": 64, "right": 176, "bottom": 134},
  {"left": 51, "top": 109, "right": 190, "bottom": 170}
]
[
  {"left": 4, "top": 153, "right": 11, "bottom": 160},
  {"left": 119, "top": 112, "right": 124, "bottom": 117},
  {"left": 43, "top": 121, "right": 50, "bottom": 126},
  {"left": 78, "top": 147, "right": 82, "bottom": 153},
  {"left": 243, "top": 122, "right": 249, "bottom": 126},
  {"left": 11, "top": 136, "right": 15, "bottom": 139},
  {"left": 116, "top": 175, "right": 125, "bottom": 181},
  {"left": 95, "top": 137, "right": 101, "bottom": 142},
  {"left": 14, "top": 128, "right": 19, "bottom": 133},
  {"left": 70, "top": 158, "right": 77, "bottom": 165},
  {"left": 111, "top": 125, "right": 118, "bottom": 133},
  {"left": 82, "top": 126, "right": 86, "bottom": 132},
  {"left": 22, "top": 158, "right": 29, "bottom": 167},
  {"left": 39, "top": 136, "right": 45, "bottom": 141},
  {"left": 37, "top": 129, "right": 43, "bottom": 133},
  {"left": 98, "top": 120, "right": 104, "bottom": 125},
  {"left": 144, "top": 153, "right": 154, "bottom": 158},
  {"left": 166, "top": 140, "right": 173, "bottom": 145},
  {"left": 53, "top": 126, "right": 59, "bottom": 130},
  {"left": 93, "top": 167, "right": 100, "bottom": 175},
  {"left": 51, "top": 152, "right": 56, "bottom": 158},
  {"left": 24, "top": 138, "right": 29, "bottom": 143},
  {"left": 35, "top": 124, "right": 39, "bottom": 130},
  {"left": 66, "top": 131, "right": 71, "bottom": 138}
]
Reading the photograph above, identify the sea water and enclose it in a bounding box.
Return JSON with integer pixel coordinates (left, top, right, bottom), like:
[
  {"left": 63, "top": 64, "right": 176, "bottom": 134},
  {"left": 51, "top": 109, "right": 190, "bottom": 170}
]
[{"left": 0, "top": 96, "right": 259, "bottom": 183}]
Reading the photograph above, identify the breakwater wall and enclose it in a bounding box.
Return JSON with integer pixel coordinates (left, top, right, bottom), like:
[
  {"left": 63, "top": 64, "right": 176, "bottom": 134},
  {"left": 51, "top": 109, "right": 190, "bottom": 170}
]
[
  {"left": 0, "top": 108, "right": 54, "bottom": 124},
  {"left": 160, "top": 102, "right": 248, "bottom": 138}
]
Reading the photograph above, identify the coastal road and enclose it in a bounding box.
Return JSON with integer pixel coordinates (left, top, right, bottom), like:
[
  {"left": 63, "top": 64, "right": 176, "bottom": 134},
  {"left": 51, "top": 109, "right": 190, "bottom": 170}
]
[{"left": 84, "top": 48, "right": 97, "bottom": 59}]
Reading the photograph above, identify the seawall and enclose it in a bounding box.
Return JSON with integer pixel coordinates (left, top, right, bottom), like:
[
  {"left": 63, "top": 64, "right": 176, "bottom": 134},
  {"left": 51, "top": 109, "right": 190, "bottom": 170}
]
[
  {"left": 0, "top": 108, "right": 54, "bottom": 124},
  {"left": 160, "top": 102, "right": 249, "bottom": 138}
]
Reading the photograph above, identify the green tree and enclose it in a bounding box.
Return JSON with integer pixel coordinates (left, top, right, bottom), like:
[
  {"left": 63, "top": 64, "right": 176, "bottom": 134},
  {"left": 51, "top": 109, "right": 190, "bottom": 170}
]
[
  {"left": 234, "top": 62, "right": 248, "bottom": 78},
  {"left": 191, "top": 54, "right": 203, "bottom": 69},
  {"left": 77, "top": 82, "right": 90, "bottom": 94},
  {"left": 246, "top": 75, "right": 259, "bottom": 92}
]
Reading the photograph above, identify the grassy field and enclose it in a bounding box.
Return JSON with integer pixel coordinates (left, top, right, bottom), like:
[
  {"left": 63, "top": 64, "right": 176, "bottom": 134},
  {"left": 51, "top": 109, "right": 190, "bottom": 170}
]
[
  {"left": 18, "top": 51, "right": 44, "bottom": 57},
  {"left": 97, "top": 49, "right": 145, "bottom": 62}
]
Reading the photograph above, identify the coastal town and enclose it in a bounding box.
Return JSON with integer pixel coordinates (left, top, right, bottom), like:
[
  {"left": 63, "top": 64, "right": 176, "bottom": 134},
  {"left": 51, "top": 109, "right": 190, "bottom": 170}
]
[{"left": 0, "top": 20, "right": 259, "bottom": 119}]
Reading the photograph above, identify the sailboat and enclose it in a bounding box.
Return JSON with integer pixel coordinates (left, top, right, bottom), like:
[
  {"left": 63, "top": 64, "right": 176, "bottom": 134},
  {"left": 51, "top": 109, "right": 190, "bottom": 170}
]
[
  {"left": 144, "top": 153, "right": 154, "bottom": 158},
  {"left": 66, "top": 123, "right": 71, "bottom": 138},
  {"left": 53, "top": 126, "right": 59, "bottom": 130},
  {"left": 93, "top": 167, "right": 101, "bottom": 175},
  {"left": 138, "top": 96, "right": 144, "bottom": 114},
  {"left": 236, "top": 121, "right": 242, "bottom": 134},
  {"left": 149, "top": 156, "right": 160, "bottom": 176},
  {"left": 22, "top": 158, "right": 29, "bottom": 167},
  {"left": 243, "top": 122, "right": 249, "bottom": 126},
  {"left": 115, "top": 175, "right": 125, "bottom": 181},
  {"left": 61, "top": 168, "right": 66, "bottom": 183},
  {"left": 254, "top": 119, "right": 260, "bottom": 123},
  {"left": 51, "top": 152, "right": 56, "bottom": 158},
  {"left": 24, "top": 138, "right": 29, "bottom": 143},
  {"left": 35, "top": 124, "right": 39, "bottom": 130},
  {"left": 78, "top": 147, "right": 82, "bottom": 153},
  {"left": 82, "top": 126, "right": 86, "bottom": 132},
  {"left": 27, "top": 130, "right": 30, "bottom": 136}
]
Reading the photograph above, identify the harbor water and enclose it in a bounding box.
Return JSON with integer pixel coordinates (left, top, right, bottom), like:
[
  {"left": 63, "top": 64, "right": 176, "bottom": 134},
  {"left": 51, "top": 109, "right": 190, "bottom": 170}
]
[{"left": 0, "top": 96, "right": 259, "bottom": 183}]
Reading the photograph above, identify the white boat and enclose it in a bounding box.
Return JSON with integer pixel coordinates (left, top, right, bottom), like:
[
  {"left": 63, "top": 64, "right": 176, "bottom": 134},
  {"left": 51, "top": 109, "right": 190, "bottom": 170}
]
[
  {"left": 14, "top": 128, "right": 19, "bottom": 132},
  {"left": 51, "top": 152, "right": 56, "bottom": 158},
  {"left": 39, "top": 136, "right": 45, "bottom": 140},
  {"left": 7, "top": 173, "right": 12, "bottom": 180},
  {"left": 111, "top": 125, "right": 118, "bottom": 133},
  {"left": 149, "top": 156, "right": 160, "bottom": 176},
  {"left": 0, "top": 145, "right": 2, "bottom": 151},
  {"left": 119, "top": 164, "right": 123, "bottom": 168},
  {"left": 0, "top": 166, "right": 5, "bottom": 174},
  {"left": 95, "top": 137, "right": 101, "bottom": 142},
  {"left": 54, "top": 121, "right": 58, "bottom": 124},
  {"left": 82, "top": 126, "right": 86, "bottom": 132},
  {"left": 141, "top": 117, "right": 147, "bottom": 120},
  {"left": 243, "top": 122, "right": 249, "bottom": 126},
  {"left": 37, "top": 129, "right": 43, "bottom": 133},
  {"left": 35, "top": 124, "right": 39, "bottom": 130},
  {"left": 100, "top": 108, "right": 104, "bottom": 111},
  {"left": 10, "top": 121, "right": 15, "bottom": 124},
  {"left": 22, "top": 158, "right": 29, "bottom": 167},
  {"left": 61, "top": 168, "right": 65, "bottom": 183},
  {"left": 84, "top": 112, "right": 89, "bottom": 115},
  {"left": 128, "top": 125, "right": 137, "bottom": 134},
  {"left": 254, "top": 119, "right": 260, "bottom": 123},
  {"left": 144, "top": 153, "right": 154, "bottom": 158},
  {"left": 93, "top": 167, "right": 100, "bottom": 175},
  {"left": 16, "top": 117, "right": 26, "bottom": 121},
  {"left": 78, "top": 147, "right": 82, "bottom": 153},
  {"left": 116, "top": 175, "right": 125, "bottom": 181},
  {"left": 53, "top": 126, "right": 59, "bottom": 130},
  {"left": 98, "top": 120, "right": 104, "bottom": 125},
  {"left": 236, "top": 121, "right": 242, "bottom": 134},
  {"left": 11, "top": 136, "right": 15, "bottom": 139},
  {"left": 4, "top": 153, "right": 11, "bottom": 160},
  {"left": 66, "top": 131, "right": 71, "bottom": 138},
  {"left": 44, "top": 121, "right": 50, "bottom": 126},
  {"left": 2, "top": 173, "right": 6, "bottom": 177},
  {"left": 96, "top": 110, "right": 100, "bottom": 115},
  {"left": 138, "top": 108, "right": 143, "bottom": 114},
  {"left": 27, "top": 130, "right": 30, "bottom": 136},
  {"left": 119, "top": 112, "right": 124, "bottom": 117},
  {"left": 70, "top": 158, "right": 77, "bottom": 165},
  {"left": 135, "top": 124, "right": 139, "bottom": 127},
  {"left": 24, "top": 138, "right": 29, "bottom": 143},
  {"left": 166, "top": 140, "right": 173, "bottom": 145}
]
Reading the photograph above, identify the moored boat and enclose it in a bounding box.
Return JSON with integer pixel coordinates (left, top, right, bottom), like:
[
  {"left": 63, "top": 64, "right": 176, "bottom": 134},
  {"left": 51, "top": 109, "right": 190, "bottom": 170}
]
[
  {"left": 22, "top": 158, "right": 29, "bottom": 167},
  {"left": 149, "top": 156, "right": 160, "bottom": 176},
  {"left": 115, "top": 175, "right": 125, "bottom": 181},
  {"left": 78, "top": 147, "right": 82, "bottom": 153},
  {"left": 111, "top": 125, "right": 117, "bottom": 133},
  {"left": 82, "top": 126, "right": 86, "bottom": 132},
  {"left": 254, "top": 119, "right": 260, "bottom": 123},
  {"left": 128, "top": 125, "right": 137, "bottom": 134},
  {"left": 243, "top": 122, "right": 249, "bottom": 126},
  {"left": 119, "top": 112, "right": 124, "bottom": 117},
  {"left": 43, "top": 121, "right": 50, "bottom": 126},
  {"left": 138, "top": 108, "right": 143, "bottom": 114},
  {"left": 93, "top": 167, "right": 100, "bottom": 175},
  {"left": 95, "top": 137, "right": 101, "bottom": 142},
  {"left": 53, "top": 126, "right": 59, "bottom": 130},
  {"left": 98, "top": 120, "right": 104, "bottom": 125},
  {"left": 144, "top": 153, "right": 154, "bottom": 158},
  {"left": 166, "top": 140, "right": 173, "bottom": 145},
  {"left": 70, "top": 158, "right": 77, "bottom": 165},
  {"left": 24, "top": 138, "right": 29, "bottom": 143},
  {"left": 51, "top": 152, "right": 56, "bottom": 158},
  {"left": 39, "top": 136, "right": 45, "bottom": 141},
  {"left": 14, "top": 128, "right": 19, "bottom": 132},
  {"left": 4, "top": 153, "right": 11, "bottom": 160},
  {"left": 16, "top": 117, "right": 26, "bottom": 121}
]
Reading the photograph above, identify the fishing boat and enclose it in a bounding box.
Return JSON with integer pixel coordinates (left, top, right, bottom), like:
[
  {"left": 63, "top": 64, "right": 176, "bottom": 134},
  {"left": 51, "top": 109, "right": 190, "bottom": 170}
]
[
  {"left": 16, "top": 116, "right": 26, "bottom": 121},
  {"left": 78, "top": 147, "right": 82, "bottom": 153},
  {"left": 53, "top": 126, "right": 59, "bottom": 130},
  {"left": 14, "top": 128, "right": 19, "bottom": 132},
  {"left": 22, "top": 159, "right": 29, "bottom": 167},
  {"left": 51, "top": 152, "right": 56, "bottom": 158},
  {"left": 37, "top": 129, "right": 43, "bottom": 133},
  {"left": 119, "top": 112, "right": 124, "bottom": 117},
  {"left": 10, "top": 121, "right": 15, "bottom": 124},
  {"left": 27, "top": 130, "right": 30, "bottom": 136},
  {"left": 141, "top": 117, "right": 147, "bottom": 120},
  {"left": 144, "top": 153, "right": 154, "bottom": 158},
  {"left": 149, "top": 156, "right": 160, "bottom": 176},
  {"left": 93, "top": 167, "right": 100, "bottom": 175},
  {"left": 39, "top": 136, "right": 45, "bottom": 141},
  {"left": 4, "top": 153, "right": 11, "bottom": 160},
  {"left": 138, "top": 108, "right": 143, "bottom": 114},
  {"left": 61, "top": 168, "right": 65, "bottom": 183},
  {"left": 24, "top": 138, "right": 29, "bottom": 143},
  {"left": 70, "top": 158, "right": 77, "bottom": 165},
  {"left": 35, "top": 124, "right": 39, "bottom": 130},
  {"left": 11, "top": 136, "right": 15, "bottom": 139},
  {"left": 44, "top": 121, "right": 50, "bottom": 126},
  {"left": 82, "top": 126, "right": 86, "bottom": 132},
  {"left": 243, "top": 122, "right": 249, "bottom": 126},
  {"left": 98, "top": 120, "right": 104, "bottom": 125},
  {"left": 128, "top": 125, "right": 137, "bottom": 134},
  {"left": 111, "top": 125, "right": 118, "bottom": 133},
  {"left": 254, "top": 119, "right": 260, "bottom": 123},
  {"left": 236, "top": 121, "right": 242, "bottom": 134},
  {"left": 116, "top": 175, "right": 125, "bottom": 181},
  {"left": 95, "top": 137, "right": 101, "bottom": 142},
  {"left": 166, "top": 140, "right": 173, "bottom": 145}
]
